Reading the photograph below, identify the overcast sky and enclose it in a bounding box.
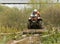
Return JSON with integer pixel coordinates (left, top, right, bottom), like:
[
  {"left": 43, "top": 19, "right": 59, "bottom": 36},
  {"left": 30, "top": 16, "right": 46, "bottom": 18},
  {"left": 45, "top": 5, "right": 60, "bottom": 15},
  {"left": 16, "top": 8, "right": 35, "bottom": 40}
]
[
  {"left": 0, "top": 0, "right": 60, "bottom": 3},
  {"left": 0, "top": 0, "right": 29, "bottom": 3},
  {"left": 0, "top": 0, "right": 29, "bottom": 9},
  {"left": 0, "top": 0, "right": 60, "bottom": 9}
]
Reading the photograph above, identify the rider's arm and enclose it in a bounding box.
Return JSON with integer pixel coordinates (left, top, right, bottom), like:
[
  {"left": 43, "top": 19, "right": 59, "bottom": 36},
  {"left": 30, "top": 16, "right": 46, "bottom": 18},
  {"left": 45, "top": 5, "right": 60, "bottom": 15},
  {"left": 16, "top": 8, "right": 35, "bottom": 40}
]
[{"left": 37, "top": 11, "right": 40, "bottom": 17}]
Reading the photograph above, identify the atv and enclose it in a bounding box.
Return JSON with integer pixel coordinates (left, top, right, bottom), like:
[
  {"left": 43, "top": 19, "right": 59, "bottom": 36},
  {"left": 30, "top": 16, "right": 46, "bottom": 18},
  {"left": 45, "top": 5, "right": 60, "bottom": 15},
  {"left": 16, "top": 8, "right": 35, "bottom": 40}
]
[{"left": 27, "top": 14, "right": 43, "bottom": 29}]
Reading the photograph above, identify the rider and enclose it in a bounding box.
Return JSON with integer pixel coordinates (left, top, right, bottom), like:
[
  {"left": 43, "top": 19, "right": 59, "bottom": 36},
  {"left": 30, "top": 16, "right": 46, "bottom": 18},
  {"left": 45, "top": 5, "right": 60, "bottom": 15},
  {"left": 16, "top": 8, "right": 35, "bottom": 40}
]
[{"left": 29, "top": 9, "right": 42, "bottom": 21}]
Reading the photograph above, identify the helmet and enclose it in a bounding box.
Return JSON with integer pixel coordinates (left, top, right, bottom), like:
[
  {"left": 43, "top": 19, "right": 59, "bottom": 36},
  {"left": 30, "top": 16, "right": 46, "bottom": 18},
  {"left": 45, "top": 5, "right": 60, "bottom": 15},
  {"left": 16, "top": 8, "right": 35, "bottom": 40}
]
[{"left": 33, "top": 9, "right": 38, "bottom": 12}]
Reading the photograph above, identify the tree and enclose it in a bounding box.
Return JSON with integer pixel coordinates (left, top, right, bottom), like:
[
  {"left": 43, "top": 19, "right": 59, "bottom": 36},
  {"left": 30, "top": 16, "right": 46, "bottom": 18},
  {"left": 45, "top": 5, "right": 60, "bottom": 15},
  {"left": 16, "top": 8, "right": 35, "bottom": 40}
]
[
  {"left": 28, "top": 0, "right": 55, "bottom": 10},
  {"left": 29, "top": 0, "right": 40, "bottom": 9}
]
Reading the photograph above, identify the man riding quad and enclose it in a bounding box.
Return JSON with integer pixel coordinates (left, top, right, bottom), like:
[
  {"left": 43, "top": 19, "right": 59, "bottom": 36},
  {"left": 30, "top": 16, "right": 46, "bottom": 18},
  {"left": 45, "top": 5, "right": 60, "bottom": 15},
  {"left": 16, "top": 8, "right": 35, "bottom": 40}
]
[{"left": 28, "top": 9, "right": 43, "bottom": 29}]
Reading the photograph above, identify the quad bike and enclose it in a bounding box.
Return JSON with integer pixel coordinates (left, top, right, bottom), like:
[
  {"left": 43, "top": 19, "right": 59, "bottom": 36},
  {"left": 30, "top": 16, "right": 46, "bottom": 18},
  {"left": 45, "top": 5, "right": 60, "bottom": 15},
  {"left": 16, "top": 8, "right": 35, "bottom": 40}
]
[{"left": 27, "top": 14, "right": 43, "bottom": 29}]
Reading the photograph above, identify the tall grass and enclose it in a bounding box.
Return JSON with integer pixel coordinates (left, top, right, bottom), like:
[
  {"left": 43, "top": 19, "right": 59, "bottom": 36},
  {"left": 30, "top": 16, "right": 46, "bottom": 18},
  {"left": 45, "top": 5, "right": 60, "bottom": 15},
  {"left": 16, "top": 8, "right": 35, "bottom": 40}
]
[
  {"left": 41, "top": 4, "right": 60, "bottom": 27},
  {"left": 40, "top": 26, "right": 60, "bottom": 44},
  {"left": 0, "top": 4, "right": 60, "bottom": 44}
]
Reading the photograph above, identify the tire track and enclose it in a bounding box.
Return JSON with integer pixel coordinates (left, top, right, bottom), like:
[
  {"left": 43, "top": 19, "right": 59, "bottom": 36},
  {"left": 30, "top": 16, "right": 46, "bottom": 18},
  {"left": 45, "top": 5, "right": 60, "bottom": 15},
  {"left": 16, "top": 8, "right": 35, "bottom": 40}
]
[
  {"left": 7, "top": 34, "right": 41, "bottom": 44},
  {"left": 7, "top": 32, "right": 55, "bottom": 44},
  {"left": 6, "top": 29, "right": 45, "bottom": 44}
]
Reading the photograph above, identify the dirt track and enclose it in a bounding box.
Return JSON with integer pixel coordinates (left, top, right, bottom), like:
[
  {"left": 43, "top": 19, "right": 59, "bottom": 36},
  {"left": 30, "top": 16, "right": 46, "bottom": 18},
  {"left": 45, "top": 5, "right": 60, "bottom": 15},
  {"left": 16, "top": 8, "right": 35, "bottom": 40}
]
[
  {"left": 6, "top": 29, "right": 46, "bottom": 44},
  {"left": 7, "top": 34, "right": 41, "bottom": 44}
]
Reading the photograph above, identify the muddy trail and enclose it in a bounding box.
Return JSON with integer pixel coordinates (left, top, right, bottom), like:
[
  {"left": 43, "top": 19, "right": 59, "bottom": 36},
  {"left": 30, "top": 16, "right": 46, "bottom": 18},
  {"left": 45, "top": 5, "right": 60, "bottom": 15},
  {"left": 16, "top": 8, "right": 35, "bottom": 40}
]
[
  {"left": 6, "top": 29, "right": 45, "bottom": 44},
  {"left": 6, "top": 28, "right": 55, "bottom": 44},
  {"left": 1, "top": 28, "right": 55, "bottom": 44},
  {"left": 7, "top": 34, "right": 41, "bottom": 44}
]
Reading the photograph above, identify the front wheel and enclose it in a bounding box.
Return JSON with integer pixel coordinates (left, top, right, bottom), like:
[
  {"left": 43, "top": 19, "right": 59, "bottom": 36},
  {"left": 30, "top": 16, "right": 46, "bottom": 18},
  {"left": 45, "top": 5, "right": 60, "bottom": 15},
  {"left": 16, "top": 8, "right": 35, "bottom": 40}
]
[
  {"left": 38, "top": 21, "right": 43, "bottom": 29},
  {"left": 27, "top": 22, "right": 31, "bottom": 29}
]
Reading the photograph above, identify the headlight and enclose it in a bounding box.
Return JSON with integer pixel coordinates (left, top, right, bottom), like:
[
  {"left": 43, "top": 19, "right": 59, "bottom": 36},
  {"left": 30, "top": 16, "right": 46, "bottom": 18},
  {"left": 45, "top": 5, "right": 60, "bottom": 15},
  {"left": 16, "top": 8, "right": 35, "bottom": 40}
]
[
  {"left": 31, "top": 15, "right": 34, "bottom": 17},
  {"left": 38, "top": 17, "right": 40, "bottom": 19},
  {"left": 29, "top": 17, "right": 31, "bottom": 19},
  {"left": 35, "top": 14, "right": 37, "bottom": 16}
]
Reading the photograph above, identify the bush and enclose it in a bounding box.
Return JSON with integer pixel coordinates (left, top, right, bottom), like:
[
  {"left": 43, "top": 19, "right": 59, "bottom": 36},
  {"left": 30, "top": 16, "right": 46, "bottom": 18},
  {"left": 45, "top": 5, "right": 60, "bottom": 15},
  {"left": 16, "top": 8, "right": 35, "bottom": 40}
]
[{"left": 41, "top": 4, "right": 60, "bottom": 26}]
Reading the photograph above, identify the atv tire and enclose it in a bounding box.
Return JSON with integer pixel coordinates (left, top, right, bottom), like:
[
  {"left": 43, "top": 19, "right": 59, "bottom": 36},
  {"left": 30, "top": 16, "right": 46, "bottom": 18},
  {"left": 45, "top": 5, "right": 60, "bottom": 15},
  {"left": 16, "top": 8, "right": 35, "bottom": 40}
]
[
  {"left": 27, "top": 22, "right": 31, "bottom": 29},
  {"left": 38, "top": 21, "right": 43, "bottom": 29}
]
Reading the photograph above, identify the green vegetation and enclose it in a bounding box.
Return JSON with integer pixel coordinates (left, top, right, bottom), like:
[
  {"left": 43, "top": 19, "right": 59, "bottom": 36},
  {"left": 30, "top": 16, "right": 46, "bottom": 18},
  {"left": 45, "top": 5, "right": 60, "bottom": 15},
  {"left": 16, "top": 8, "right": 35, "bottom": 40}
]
[
  {"left": 0, "top": 0, "right": 60, "bottom": 44},
  {"left": 41, "top": 4, "right": 60, "bottom": 26}
]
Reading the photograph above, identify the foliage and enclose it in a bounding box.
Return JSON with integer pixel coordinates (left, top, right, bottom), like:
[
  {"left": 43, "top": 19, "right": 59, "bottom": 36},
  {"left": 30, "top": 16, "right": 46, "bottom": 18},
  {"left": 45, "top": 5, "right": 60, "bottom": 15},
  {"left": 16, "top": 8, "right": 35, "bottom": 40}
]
[
  {"left": 41, "top": 4, "right": 60, "bottom": 26},
  {"left": 0, "top": 1, "right": 60, "bottom": 44}
]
